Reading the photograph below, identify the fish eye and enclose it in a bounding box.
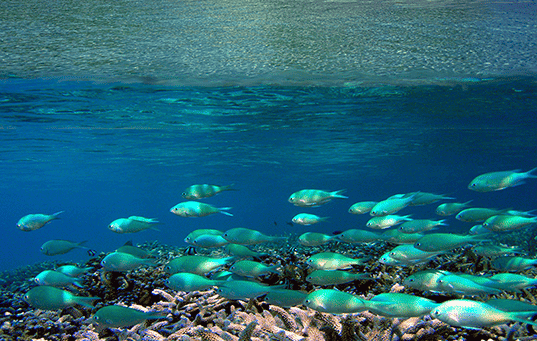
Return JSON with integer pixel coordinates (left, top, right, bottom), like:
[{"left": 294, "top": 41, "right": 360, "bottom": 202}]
[
  {"left": 415, "top": 242, "right": 421, "bottom": 247},
  {"left": 408, "top": 278, "right": 415, "bottom": 282},
  {"left": 304, "top": 299, "right": 310, "bottom": 304},
  {"left": 471, "top": 183, "right": 476, "bottom": 187}
]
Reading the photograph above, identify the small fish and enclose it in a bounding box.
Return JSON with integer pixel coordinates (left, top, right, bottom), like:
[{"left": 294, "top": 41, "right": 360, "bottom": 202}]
[
  {"left": 302, "top": 289, "right": 368, "bottom": 314},
  {"left": 292, "top": 213, "right": 329, "bottom": 226},
  {"left": 40, "top": 240, "right": 88, "bottom": 256},
  {"left": 436, "top": 201, "right": 473, "bottom": 216},
  {"left": 472, "top": 244, "right": 522, "bottom": 258},
  {"left": 380, "top": 229, "right": 424, "bottom": 245},
  {"left": 334, "top": 229, "right": 382, "bottom": 244},
  {"left": 468, "top": 168, "right": 537, "bottom": 192},
  {"left": 87, "top": 249, "right": 96, "bottom": 257},
  {"left": 370, "top": 194, "right": 416, "bottom": 216},
  {"left": 116, "top": 242, "right": 155, "bottom": 259},
  {"left": 34, "top": 270, "right": 84, "bottom": 288},
  {"left": 288, "top": 189, "right": 347, "bottom": 207},
  {"left": 482, "top": 215, "right": 537, "bottom": 232},
  {"left": 298, "top": 232, "right": 334, "bottom": 247},
  {"left": 55, "top": 265, "right": 92, "bottom": 277},
  {"left": 224, "top": 244, "right": 267, "bottom": 259},
  {"left": 413, "top": 233, "right": 490, "bottom": 252},
  {"left": 368, "top": 293, "right": 440, "bottom": 318},
  {"left": 398, "top": 219, "right": 447, "bottom": 234},
  {"left": 165, "top": 272, "right": 224, "bottom": 292},
  {"left": 456, "top": 208, "right": 510, "bottom": 222},
  {"left": 366, "top": 215, "right": 412, "bottom": 229},
  {"left": 215, "top": 280, "right": 276, "bottom": 300},
  {"left": 101, "top": 252, "right": 157, "bottom": 272},
  {"left": 492, "top": 256, "right": 537, "bottom": 272},
  {"left": 403, "top": 269, "right": 451, "bottom": 292},
  {"left": 264, "top": 289, "right": 308, "bottom": 308},
  {"left": 17, "top": 211, "right": 64, "bottom": 231},
  {"left": 184, "top": 229, "right": 224, "bottom": 244},
  {"left": 468, "top": 224, "right": 489, "bottom": 235},
  {"left": 379, "top": 253, "right": 432, "bottom": 267},
  {"left": 435, "top": 273, "right": 502, "bottom": 295},
  {"left": 306, "top": 270, "right": 370, "bottom": 286},
  {"left": 108, "top": 216, "right": 160, "bottom": 233},
  {"left": 165, "top": 255, "right": 235, "bottom": 275},
  {"left": 191, "top": 234, "right": 229, "bottom": 248},
  {"left": 488, "top": 273, "right": 537, "bottom": 292},
  {"left": 406, "top": 192, "right": 455, "bottom": 206},
  {"left": 229, "top": 260, "right": 280, "bottom": 278},
  {"left": 222, "top": 227, "right": 286, "bottom": 245},
  {"left": 430, "top": 299, "right": 537, "bottom": 329},
  {"left": 486, "top": 298, "right": 537, "bottom": 312},
  {"left": 92, "top": 305, "right": 167, "bottom": 329},
  {"left": 383, "top": 244, "right": 441, "bottom": 262},
  {"left": 170, "top": 201, "right": 232, "bottom": 217},
  {"left": 348, "top": 201, "right": 378, "bottom": 215},
  {"left": 182, "top": 184, "right": 236, "bottom": 200},
  {"left": 306, "top": 252, "right": 368, "bottom": 270},
  {"left": 24, "top": 286, "right": 98, "bottom": 310}
]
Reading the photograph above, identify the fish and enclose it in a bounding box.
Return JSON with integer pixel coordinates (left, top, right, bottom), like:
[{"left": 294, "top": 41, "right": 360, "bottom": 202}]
[
  {"left": 334, "top": 229, "right": 382, "bottom": 244},
  {"left": 16, "top": 211, "right": 64, "bottom": 231},
  {"left": 413, "top": 233, "right": 490, "bottom": 252},
  {"left": 380, "top": 230, "right": 424, "bottom": 245},
  {"left": 100, "top": 252, "right": 157, "bottom": 272},
  {"left": 182, "top": 184, "right": 236, "bottom": 200},
  {"left": 368, "top": 293, "right": 440, "bottom": 318},
  {"left": 215, "top": 280, "right": 276, "bottom": 300},
  {"left": 403, "top": 269, "right": 451, "bottom": 292},
  {"left": 191, "top": 234, "right": 229, "bottom": 248},
  {"left": 224, "top": 244, "right": 268, "bottom": 259},
  {"left": 488, "top": 273, "right": 537, "bottom": 292},
  {"left": 165, "top": 255, "right": 235, "bottom": 275},
  {"left": 435, "top": 201, "right": 473, "bottom": 216},
  {"left": 435, "top": 273, "right": 502, "bottom": 295},
  {"left": 482, "top": 215, "right": 537, "bottom": 232},
  {"left": 306, "top": 252, "right": 368, "bottom": 270},
  {"left": 23, "top": 286, "right": 98, "bottom": 310},
  {"left": 366, "top": 215, "right": 412, "bottom": 229},
  {"left": 298, "top": 232, "right": 334, "bottom": 247},
  {"left": 170, "top": 201, "right": 232, "bottom": 217},
  {"left": 165, "top": 272, "right": 224, "bottom": 292},
  {"left": 348, "top": 201, "right": 378, "bottom": 215},
  {"left": 306, "top": 270, "right": 370, "bottom": 286},
  {"left": 456, "top": 208, "right": 510, "bottom": 222},
  {"left": 468, "top": 168, "right": 537, "bottom": 192},
  {"left": 370, "top": 194, "right": 416, "bottom": 216},
  {"left": 264, "top": 289, "right": 308, "bottom": 308},
  {"left": 108, "top": 216, "right": 160, "bottom": 233},
  {"left": 40, "top": 240, "right": 88, "bottom": 256},
  {"left": 302, "top": 289, "right": 368, "bottom": 314},
  {"left": 406, "top": 192, "right": 455, "bottom": 206},
  {"left": 291, "top": 213, "right": 329, "bottom": 226},
  {"left": 55, "top": 265, "right": 92, "bottom": 277},
  {"left": 472, "top": 244, "right": 522, "bottom": 258},
  {"left": 222, "top": 227, "right": 286, "bottom": 245},
  {"left": 116, "top": 242, "right": 155, "bottom": 259},
  {"left": 184, "top": 229, "right": 224, "bottom": 244},
  {"left": 468, "top": 224, "right": 489, "bottom": 235},
  {"left": 229, "top": 260, "right": 280, "bottom": 278},
  {"left": 92, "top": 305, "right": 167, "bottom": 329},
  {"left": 288, "top": 189, "right": 347, "bottom": 207},
  {"left": 398, "top": 219, "right": 447, "bottom": 234},
  {"left": 491, "top": 256, "right": 537, "bottom": 272},
  {"left": 383, "top": 244, "right": 441, "bottom": 262},
  {"left": 486, "top": 298, "right": 537, "bottom": 312},
  {"left": 34, "top": 270, "right": 84, "bottom": 288},
  {"left": 430, "top": 299, "right": 537, "bottom": 329}
]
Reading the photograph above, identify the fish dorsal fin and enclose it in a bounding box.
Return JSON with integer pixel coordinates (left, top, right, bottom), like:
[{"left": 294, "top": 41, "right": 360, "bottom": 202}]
[{"left": 123, "top": 240, "right": 133, "bottom": 246}]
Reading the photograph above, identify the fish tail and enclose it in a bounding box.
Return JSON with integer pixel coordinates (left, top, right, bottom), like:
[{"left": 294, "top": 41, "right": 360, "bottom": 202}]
[
  {"left": 510, "top": 311, "right": 537, "bottom": 327},
  {"left": 77, "top": 241, "right": 89, "bottom": 249},
  {"left": 74, "top": 296, "right": 100, "bottom": 308},
  {"left": 52, "top": 211, "right": 65, "bottom": 219},
  {"left": 145, "top": 311, "right": 169, "bottom": 319},
  {"left": 73, "top": 279, "right": 85, "bottom": 288},
  {"left": 332, "top": 189, "right": 348, "bottom": 199},
  {"left": 221, "top": 184, "right": 237, "bottom": 191},
  {"left": 218, "top": 208, "right": 233, "bottom": 216},
  {"left": 438, "top": 219, "right": 449, "bottom": 226},
  {"left": 525, "top": 167, "right": 537, "bottom": 178}
]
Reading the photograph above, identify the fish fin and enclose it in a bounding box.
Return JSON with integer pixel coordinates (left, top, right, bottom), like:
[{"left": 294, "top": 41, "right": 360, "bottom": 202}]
[
  {"left": 124, "top": 240, "right": 134, "bottom": 246},
  {"left": 218, "top": 207, "right": 233, "bottom": 216},
  {"left": 332, "top": 189, "right": 348, "bottom": 199},
  {"left": 524, "top": 167, "right": 537, "bottom": 178},
  {"left": 221, "top": 184, "right": 237, "bottom": 191},
  {"left": 52, "top": 211, "right": 65, "bottom": 218},
  {"left": 77, "top": 241, "right": 89, "bottom": 249},
  {"left": 74, "top": 296, "right": 100, "bottom": 308}
]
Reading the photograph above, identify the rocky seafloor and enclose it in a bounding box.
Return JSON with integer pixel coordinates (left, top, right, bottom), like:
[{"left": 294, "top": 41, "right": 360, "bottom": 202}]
[{"left": 1, "top": 231, "right": 537, "bottom": 341}]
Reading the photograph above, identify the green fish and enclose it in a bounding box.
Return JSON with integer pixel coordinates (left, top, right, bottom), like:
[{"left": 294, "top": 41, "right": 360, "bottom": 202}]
[
  {"left": 298, "top": 232, "right": 334, "bottom": 247},
  {"left": 486, "top": 298, "right": 537, "bottom": 312},
  {"left": 34, "top": 270, "right": 84, "bottom": 288},
  {"left": 288, "top": 189, "right": 347, "bottom": 207},
  {"left": 229, "top": 260, "right": 280, "bottom": 278},
  {"left": 406, "top": 192, "right": 455, "bottom": 206},
  {"left": 368, "top": 293, "right": 439, "bottom": 318},
  {"left": 306, "top": 270, "right": 370, "bottom": 286},
  {"left": 222, "top": 227, "right": 286, "bottom": 245},
  {"left": 165, "top": 272, "right": 224, "bottom": 292},
  {"left": 191, "top": 234, "right": 229, "bottom": 248},
  {"left": 456, "top": 208, "right": 510, "bottom": 222},
  {"left": 431, "top": 299, "right": 537, "bottom": 329},
  {"left": 108, "top": 216, "right": 160, "bottom": 233},
  {"left": 334, "top": 229, "right": 382, "bottom": 244},
  {"left": 184, "top": 229, "right": 224, "bottom": 244},
  {"left": 165, "top": 255, "right": 234, "bottom": 275},
  {"left": 292, "top": 213, "right": 329, "bottom": 226},
  {"left": 55, "top": 264, "right": 92, "bottom": 277},
  {"left": 116, "top": 242, "right": 155, "bottom": 259},
  {"left": 366, "top": 215, "right": 412, "bottom": 229},
  {"left": 398, "top": 219, "right": 447, "bottom": 234},
  {"left": 224, "top": 244, "right": 268, "bottom": 259},
  {"left": 436, "top": 273, "right": 502, "bottom": 295},
  {"left": 40, "top": 240, "right": 88, "bottom": 256},
  {"left": 306, "top": 252, "right": 368, "bottom": 270},
  {"left": 403, "top": 269, "right": 451, "bottom": 292},
  {"left": 24, "top": 286, "right": 98, "bottom": 310},
  {"left": 435, "top": 201, "right": 473, "bottom": 216},
  {"left": 215, "top": 280, "right": 276, "bottom": 300},
  {"left": 348, "top": 201, "right": 378, "bottom": 215},
  {"left": 370, "top": 194, "right": 416, "bottom": 216},
  {"left": 101, "top": 252, "right": 156, "bottom": 272},
  {"left": 170, "top": 201, "right": 232, "bottom": 217},
  {"left": 264, "top": 289, "right": 308, "bottom": 308},
  {"left": 17, "top": 211, "right": 64, "bottom": 231},
  {"left": 492, "top": 256, "right": 537, "bottom": 272},
  {"left": 472, "top": 244, "right": 522, "bottom": 258},
  {"left": 380, "top": 230, "right": 424, "bottom": 244},
  {"left": 303, "top": 289, "right": 368, "bottom": 314},
  {"left": 489, "top": 273, "right": 537, "bottom": 292},
  {"left": 482, "top": 215, "right": 537, "bottom": 232},
  {"left": 92, "top": 305, "right": 167, "bottom": 328},
  {"left": 468, "top": 168, "right": 537, "bottom": 192},
  {"left": 182, "top": 184, "right": 236, "bottom": 200},
  {"left": 413, "top": 233, "right": 489, "bottom": 252}
]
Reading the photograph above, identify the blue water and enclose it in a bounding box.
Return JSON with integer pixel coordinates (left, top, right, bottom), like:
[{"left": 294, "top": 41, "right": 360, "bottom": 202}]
[{"left": 1, "top": 0, "right": 537, "bottom": 271}]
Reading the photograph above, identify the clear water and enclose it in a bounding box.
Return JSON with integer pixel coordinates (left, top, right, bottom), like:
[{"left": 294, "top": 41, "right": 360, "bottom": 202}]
[{"left": 0, "top": 0, "right": 536, "bottom": 271}]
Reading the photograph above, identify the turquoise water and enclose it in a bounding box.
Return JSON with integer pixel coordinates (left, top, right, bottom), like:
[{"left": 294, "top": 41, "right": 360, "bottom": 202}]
[{"left": 1, "top": 0, "right": 537, "bottom": 271}]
